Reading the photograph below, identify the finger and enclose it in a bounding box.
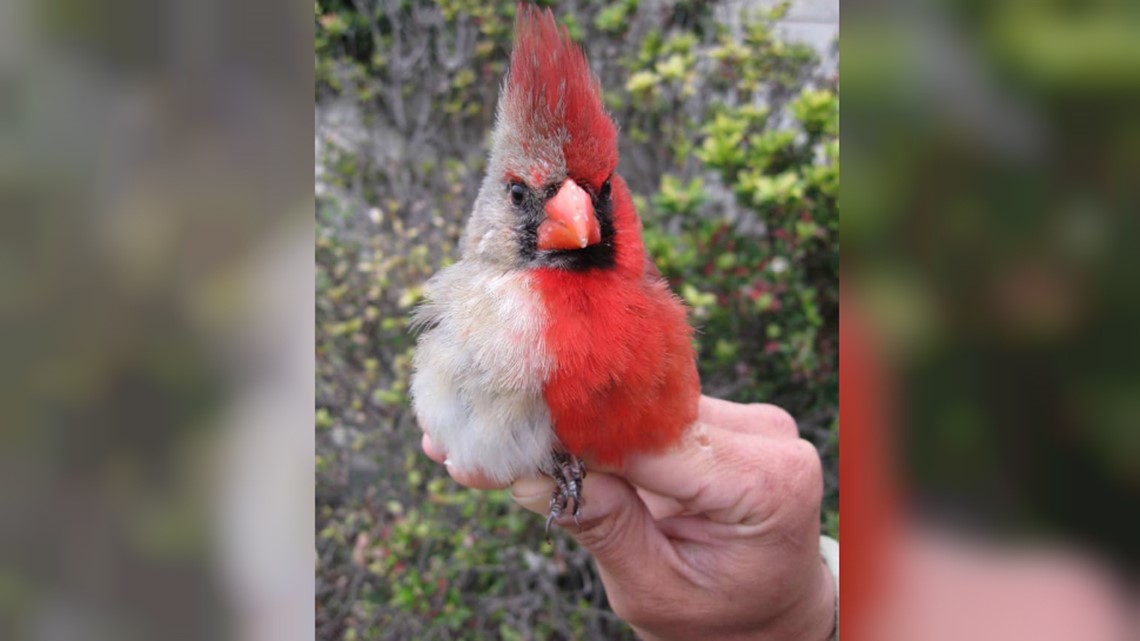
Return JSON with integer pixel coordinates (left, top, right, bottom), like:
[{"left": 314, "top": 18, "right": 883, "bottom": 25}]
[
  {"left": 512, "top": 472, "right": 680, "bottom": 591},
  {"left": 421, "top": 433, "right": 446, "bottom": 464},
  {"left": 697, "top": 395, "right": 764, "bottom": 433},
  {"left": 698, "top": 396, "right": 799, "bottom": 440},
  {"left": 445, "top": 463, "right": 508, "bottom": 490},
  {"left": 510, "top": 481, "right": 699, "bottom": 526},
  {"left": 620, "top": 422, "right": 787, "bottom": 524},
  {"left": 614, "top": 400, "right": 799, "bottom": 506},
  {"left": 509, "top": 475, "right": 557, "bottom": 515},
  {"left": 421, "top": 433, "right": 510, "bottom": 490},
  {"left": 635, "top": 486, "right": 688, "bottom": 520},
  {"left": 619, "top": 420, "right": 725, "bottom": 502},
  {"left": 742, "top": 403, "right": 800, "bottom": 440},
  {"left": 655, "top": 514, "right": 730, "bottom": 543}
]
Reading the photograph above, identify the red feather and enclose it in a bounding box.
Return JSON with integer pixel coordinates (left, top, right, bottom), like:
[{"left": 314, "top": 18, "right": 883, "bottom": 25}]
[
  {"left": 506, "top": 5, "right": 618, "bottom": 189},
  {"left": 509, "top": 5, "right": 699, "bottom": 465},
  {"left": 533, "top": 177, "right": 700, "bottom": 466}
]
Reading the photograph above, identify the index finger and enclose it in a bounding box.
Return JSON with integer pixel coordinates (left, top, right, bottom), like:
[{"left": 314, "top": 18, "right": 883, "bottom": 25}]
[
  {"left": 420, "top": 432, "right": 510, "bottom": 491},
  {"left": 616, "top": 397, "right": 790, "bottom": 515},
  {"left": 700, "top": 395, "right": 801, "bottom": 439}
]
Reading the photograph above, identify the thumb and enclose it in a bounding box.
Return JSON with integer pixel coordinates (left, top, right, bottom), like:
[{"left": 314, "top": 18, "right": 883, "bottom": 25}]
[{"left": 511, "top": 472, "right": 664, "bottom": 576}]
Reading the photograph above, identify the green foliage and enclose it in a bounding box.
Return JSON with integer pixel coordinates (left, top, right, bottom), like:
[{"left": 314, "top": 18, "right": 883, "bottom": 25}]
[
  {"left": 629, "top": 7, "right": 838, "bottom": 438},
  {"left": 315, "top": 0, "right": 517, "bottom": 122},
  {"left": 654, "top": 175, "right": 708, "bottom": 217},
  {"left": 594, "top": 0, "right": 639, "bottom": 35},
  {"left": 317, "top": 1, "right": 837, "bottom": 639},
  {"left": 792, "top": 87, "right": 840, "bottom": 137}
]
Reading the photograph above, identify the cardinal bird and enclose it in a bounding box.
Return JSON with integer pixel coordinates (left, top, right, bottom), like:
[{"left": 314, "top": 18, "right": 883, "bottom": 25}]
[{"left": 411, "top": 4, "right": 700, "bottom": 530}]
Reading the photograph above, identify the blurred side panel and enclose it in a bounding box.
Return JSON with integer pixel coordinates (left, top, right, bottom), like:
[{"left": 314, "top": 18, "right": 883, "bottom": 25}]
[
  {"left": 0, "top": 1, "right": 314, "bottom": 640},
  {"left": 842, "top": 0, "right": 1138, "bottom": 639}
]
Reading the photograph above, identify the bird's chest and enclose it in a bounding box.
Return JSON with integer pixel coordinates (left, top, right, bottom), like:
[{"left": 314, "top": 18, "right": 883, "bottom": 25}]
[
  {"left": 449, "top": 272, "right": 554, "bottom": 392},
  {"left": 411, "top": 268, "right": 558, "bottom": 482},
  {"left": 534, "top": 271, "right": 661, "bottom": 409},
  {"left": 529, "top": 266, "right": 699, "bottom": 466}
]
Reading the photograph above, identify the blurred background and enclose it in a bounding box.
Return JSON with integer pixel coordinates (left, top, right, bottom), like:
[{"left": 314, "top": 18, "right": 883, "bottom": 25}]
[
  {"left": 843, "top": 0, "right": 1138, "bottom": 639},
  {"left": 1, "top": 1, "right": 313, "bottom": 640},
  {"left": 315, "top": 0, "right": 838, "bottom": 639}
]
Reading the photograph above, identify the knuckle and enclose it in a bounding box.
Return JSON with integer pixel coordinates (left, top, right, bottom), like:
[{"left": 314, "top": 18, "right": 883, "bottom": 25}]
[
  {"left": 751, "top": 403, "right": 800, "bottom": 438},
  {"left": 785, "top": 439, "right": 824, "bottom": 500}
]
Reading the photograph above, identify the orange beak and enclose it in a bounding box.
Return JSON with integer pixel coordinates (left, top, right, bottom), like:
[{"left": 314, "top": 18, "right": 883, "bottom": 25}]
[{"left": 537, "top": 178, "right": 601, "bottom": 251}]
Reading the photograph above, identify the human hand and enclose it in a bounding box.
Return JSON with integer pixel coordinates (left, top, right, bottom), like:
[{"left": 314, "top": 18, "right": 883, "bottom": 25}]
[{"left": 421, "top": 396, "right": 836, "bottom": 641}]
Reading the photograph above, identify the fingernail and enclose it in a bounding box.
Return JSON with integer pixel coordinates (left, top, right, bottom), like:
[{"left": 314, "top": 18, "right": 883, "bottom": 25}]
[
  {"left": 510, "top": 476, "right": 555, "bottom": 514},
  {"left": 510, "top": 476, "right": 552, "bottom": 500}
]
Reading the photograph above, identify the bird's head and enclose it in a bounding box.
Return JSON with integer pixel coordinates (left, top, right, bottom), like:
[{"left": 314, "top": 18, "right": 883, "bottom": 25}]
[{"left": 464, "top": 4, "right": 628, "bottom": 272}]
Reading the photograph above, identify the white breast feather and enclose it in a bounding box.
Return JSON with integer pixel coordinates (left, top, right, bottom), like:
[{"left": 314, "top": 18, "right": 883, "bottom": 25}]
[{"left": 410, "top": 264, "right": 555, "bottom": 483}]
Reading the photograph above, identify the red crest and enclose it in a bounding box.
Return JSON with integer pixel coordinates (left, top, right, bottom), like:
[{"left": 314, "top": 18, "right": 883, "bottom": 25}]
[{"left": 502, "top": 4, "right": 618, "bottom": 189}]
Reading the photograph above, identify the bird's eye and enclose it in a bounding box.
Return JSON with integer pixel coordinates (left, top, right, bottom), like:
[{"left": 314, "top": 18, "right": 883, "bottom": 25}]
[
  {"left": 508, "top": 182, "right": 527, "bottom": 206},
  {"left": 599, "top": 178, "right": 612, "bottom": 199}
]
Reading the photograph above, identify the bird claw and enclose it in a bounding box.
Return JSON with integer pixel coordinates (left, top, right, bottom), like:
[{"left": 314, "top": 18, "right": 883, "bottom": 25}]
[
  {"left": 545, "top": 451, "right": 585, "bottom": 540},
  {"left": 545, "top": 482, "right": 564, "bottom": 543}
]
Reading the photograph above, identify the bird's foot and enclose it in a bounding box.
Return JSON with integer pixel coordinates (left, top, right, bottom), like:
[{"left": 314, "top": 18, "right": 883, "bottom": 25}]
[
  {"left": 545, "top": 482, "right": 564, "bottom": 542},
  {"left": 545, "top": 451, "right": 586, "bottom": 540}
]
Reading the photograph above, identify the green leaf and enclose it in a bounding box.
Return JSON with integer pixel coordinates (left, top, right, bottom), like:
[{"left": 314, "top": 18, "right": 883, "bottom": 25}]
[{"left": 626, "top": 70, "right": 660, "bottom": 96}]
